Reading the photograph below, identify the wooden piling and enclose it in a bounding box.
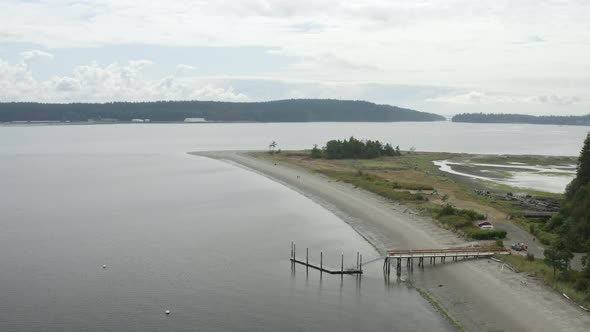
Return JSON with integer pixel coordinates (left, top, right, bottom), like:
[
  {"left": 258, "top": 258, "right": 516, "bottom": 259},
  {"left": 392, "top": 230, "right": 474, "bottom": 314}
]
[
  {"left": 360, "top": 254, "right": 363, "bottom": 272},
  {"left": 289, "top": 244, "right": 364, "bottom": 275}
]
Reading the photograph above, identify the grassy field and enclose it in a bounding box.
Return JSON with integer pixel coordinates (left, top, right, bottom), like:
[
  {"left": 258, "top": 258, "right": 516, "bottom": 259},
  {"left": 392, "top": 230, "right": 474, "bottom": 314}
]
[
  {"left": 498, "top": 255, "right": 590, "bottom": 308},
  {"left": 252, "top": 150, "right": 575, "bottom": 242},
  {"left": 253, "top": 150, "right": 562, "bottom": 219}
]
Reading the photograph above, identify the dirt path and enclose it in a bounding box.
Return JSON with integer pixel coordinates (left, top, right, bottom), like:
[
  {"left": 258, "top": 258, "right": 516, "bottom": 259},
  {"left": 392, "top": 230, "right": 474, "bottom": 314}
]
[{"left": 193, "top": 151, "right": 590, "bottom": 332}]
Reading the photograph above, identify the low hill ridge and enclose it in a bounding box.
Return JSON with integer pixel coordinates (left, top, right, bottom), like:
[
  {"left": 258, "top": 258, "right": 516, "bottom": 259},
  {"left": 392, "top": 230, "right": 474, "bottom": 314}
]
[{"left": 0, "top": 99, "right": 445, "bottom": 122}]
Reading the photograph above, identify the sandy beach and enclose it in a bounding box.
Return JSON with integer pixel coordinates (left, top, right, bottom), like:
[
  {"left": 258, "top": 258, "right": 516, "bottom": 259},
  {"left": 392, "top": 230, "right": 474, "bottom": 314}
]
[{"left": 194, "top": 151, "right": 590, "bottom": 332}]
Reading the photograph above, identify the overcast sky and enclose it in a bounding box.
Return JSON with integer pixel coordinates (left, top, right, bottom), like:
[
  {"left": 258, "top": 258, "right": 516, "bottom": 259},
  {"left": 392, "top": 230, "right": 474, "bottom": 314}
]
[{"left": 1, "top": 0, "right": 589, "bottom": 115}]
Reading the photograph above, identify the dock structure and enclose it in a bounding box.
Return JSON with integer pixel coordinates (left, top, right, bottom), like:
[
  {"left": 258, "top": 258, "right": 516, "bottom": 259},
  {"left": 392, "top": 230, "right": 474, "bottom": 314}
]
[
  {"left": 290, "top": 242, "right": 363, "bottom": 275},
  {"left": 384, "top": 246, "right": 510, "bottom": 276}
]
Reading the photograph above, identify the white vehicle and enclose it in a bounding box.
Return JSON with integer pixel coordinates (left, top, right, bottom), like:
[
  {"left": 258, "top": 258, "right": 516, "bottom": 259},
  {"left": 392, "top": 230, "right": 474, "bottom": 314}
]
[{"left": 480, "top": 224, "right": 494, "bottom": 230}]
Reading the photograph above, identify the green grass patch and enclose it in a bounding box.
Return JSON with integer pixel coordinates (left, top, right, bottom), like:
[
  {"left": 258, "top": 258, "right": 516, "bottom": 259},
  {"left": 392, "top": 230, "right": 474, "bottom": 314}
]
[
  {"left": 465, "top": 227, "right": 507, "bottom": 240},
  {"left": 500, "top": 254, "right": 552, "bottom": 275},
  {"left": 512, "top": 217, "right": 558, "bottom": 245},
  {"left": 391, "top": 181, "right": 434, "bottom": 191},
  {"left": 434, "top": 204, "right": 507, "bottom": 239},
  {"left": 498, "top": 255, "right": 590, "bottom": 308},
  {"left": 536, "top": 230, "right": 558, "bottom": 246},
  {"left": 319, "top": 169, "right": 428, "bottom": 202}
]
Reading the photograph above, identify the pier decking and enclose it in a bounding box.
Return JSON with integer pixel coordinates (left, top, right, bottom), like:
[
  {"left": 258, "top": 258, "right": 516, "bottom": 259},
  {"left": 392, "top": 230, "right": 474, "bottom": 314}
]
[
  {"left": 289, "top": 243, "right": 510, "bottom": 277},
  {"left": 384, "top": 246, "right": 510, "bottom": 276}
]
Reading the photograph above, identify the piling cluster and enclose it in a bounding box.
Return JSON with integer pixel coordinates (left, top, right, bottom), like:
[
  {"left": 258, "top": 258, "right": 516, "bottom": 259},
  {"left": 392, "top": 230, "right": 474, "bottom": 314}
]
[{"left": 290, "top": 242, "right": 363, "bottom": 275}]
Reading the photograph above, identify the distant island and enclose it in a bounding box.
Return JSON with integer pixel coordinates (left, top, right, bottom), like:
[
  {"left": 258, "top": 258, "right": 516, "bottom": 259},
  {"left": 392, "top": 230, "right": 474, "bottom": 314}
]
[
  {"left": 0, "top": 99, "right": 445, "bottom": 123},
  {"left": 452, "top": 113, "right": 590, "bottom": 126}
]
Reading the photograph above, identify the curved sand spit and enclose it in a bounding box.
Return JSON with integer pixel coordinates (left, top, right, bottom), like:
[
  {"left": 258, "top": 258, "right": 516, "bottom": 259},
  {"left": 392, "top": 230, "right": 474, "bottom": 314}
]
[{"left": 194, "top": 151, "right": 589, "bottom": 332}]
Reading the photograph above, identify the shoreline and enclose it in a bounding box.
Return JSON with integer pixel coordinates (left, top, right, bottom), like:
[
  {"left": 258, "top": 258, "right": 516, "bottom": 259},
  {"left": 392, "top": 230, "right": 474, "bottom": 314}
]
[{"left": 193, "top": 150, "right": 589, "bottom": 332}]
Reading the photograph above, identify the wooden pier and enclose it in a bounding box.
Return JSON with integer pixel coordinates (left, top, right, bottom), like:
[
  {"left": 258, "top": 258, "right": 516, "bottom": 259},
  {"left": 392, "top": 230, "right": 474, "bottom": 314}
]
[
  {"left": 289, "top": 243, "right": 510, "bottom": 277},
  {"left": 290, "top": 242, "right": 363, "bottom": 275},
  {"left": 384, "top": 246, "right": 510, "bottom": 276}
]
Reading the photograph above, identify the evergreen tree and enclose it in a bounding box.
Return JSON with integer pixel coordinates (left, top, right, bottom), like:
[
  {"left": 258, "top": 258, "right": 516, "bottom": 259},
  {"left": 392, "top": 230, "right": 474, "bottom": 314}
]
[
  {"left": 314, "top": 137, "right": 401, "bottom": 159},
  {"left": 310, "top": 144, "right": 322, "bottom": 158},
  {"left": 552, "top": 132, "right": 590, "bottom": 251},
  {"left": 383, "top": 143, "right": 395, "bottom": 156},
  {"left": 567, "top": 133, "right": 590, "bottom": 197},
  {"left": 544, "top": 239, "right": 573, "bottom": 278}
]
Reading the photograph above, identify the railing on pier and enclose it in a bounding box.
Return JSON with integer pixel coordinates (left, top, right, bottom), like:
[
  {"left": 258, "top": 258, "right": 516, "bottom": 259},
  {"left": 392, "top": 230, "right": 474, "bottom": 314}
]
[
  {"left": 288, "top": 243, "right": 510, "bottom": 278},
  {"left": 387, "top": 246, "right": 509, "bottom": 258},
  {"left": 384, "top": 246, "right": 510, "bottom": 276}
]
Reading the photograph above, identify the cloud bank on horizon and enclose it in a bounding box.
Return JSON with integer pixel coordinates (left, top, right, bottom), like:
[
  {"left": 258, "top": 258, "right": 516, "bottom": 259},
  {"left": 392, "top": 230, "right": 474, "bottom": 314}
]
[{"left": 0, "top": 0, "right": 589, "bottom": 115}]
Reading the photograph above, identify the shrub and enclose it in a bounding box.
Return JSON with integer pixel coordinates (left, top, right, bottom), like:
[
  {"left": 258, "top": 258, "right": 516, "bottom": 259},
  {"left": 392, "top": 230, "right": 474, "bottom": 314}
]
[
  {"left": 495, "top": 239, "right": 504, "bottom": 247},
  {"left": 310, "top": 144, "right": 323, "bottom": 158},
  {"left": 574, "top": 276, "right": 589, "bottom": 291},
  {"left": 438, "top": 204, "right": 457, "bottom": 217},
  {"left": 462, "top": 209, "right": 486, "bottom": 221},
  {"left": 543, "top": 214, "right": 565, "bottom": 232},
  {"left": 537, "top": 231, "right": 558, "bottom": 246},
  {"left": 437, "top": 204, "right": 485, "bottom": 221},
  {"left": 526, "top": 253, "right": 535, "bottom": 261},
  {"left": 438, "top": 214, "right": 473, "bottom": 229},
  {"left": 391, "top": 182, "right": 433, "bottom": 190},
  {"left": 435, "top": 205, "right": 497, "bottom": 238},
  {"left": 465, "top": 228, "right": 507, "bottom": 240}
]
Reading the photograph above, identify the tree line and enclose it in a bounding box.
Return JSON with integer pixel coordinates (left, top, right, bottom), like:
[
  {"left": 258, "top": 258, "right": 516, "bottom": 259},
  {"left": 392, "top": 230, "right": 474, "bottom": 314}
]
[
  {"left": 0, "top": 99, "right": 445, "bottom": 123},
  {"left": 452, "top": 113, "right": 590, "bottom": 126},
  {"left": 311, "top": 136, "right": 401, "bottom": 159},
  {"left": 543, "top": 132, "right": 590, "bottom": 290}
]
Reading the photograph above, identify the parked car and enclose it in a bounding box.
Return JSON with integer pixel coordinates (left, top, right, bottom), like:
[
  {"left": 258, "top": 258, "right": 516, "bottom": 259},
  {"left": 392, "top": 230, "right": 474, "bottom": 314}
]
[
  {"left": 479, "top": 224, "right": 494, "bottom": 230},
  {"left": 478, "top": 221, "right": 492, "bottom": 227},
  {"left": 511, "top": 242, "right": 528, "bottom": 251}
]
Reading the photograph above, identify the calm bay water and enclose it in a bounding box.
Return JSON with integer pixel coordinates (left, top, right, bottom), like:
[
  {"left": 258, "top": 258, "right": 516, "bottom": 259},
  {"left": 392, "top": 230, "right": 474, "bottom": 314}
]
[{"left": 1, "top": 122, "right": 588, "bottom": 331}]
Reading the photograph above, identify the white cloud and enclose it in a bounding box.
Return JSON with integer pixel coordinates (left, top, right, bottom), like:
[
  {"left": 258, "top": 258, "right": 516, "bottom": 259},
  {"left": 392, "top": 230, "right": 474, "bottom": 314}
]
[
  {"left": 1, "top": 0, "right": 590, "bottom": 113},
  {"left": 426, "top": 91, "right": 581, "bottom": 105},
  {"left": 176, "top": 64, "right": 198, "bottom": 71},
  {"left": 0, "top": 58, "right": 36, "bottom": 99},
  {"left": 0, "top": 58, "right": 247, "bottom": 102},
  {"left": 20, "top": 50, "right": 54, "bottom": 65}
]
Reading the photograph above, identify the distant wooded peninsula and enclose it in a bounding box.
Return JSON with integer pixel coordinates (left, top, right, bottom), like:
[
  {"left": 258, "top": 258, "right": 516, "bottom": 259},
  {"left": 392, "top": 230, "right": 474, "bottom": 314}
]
[
  {"left": 0, "top": 99, "right": 445, "bottom": 123},
  {"left": 452, "top": 113, "right": 590, "bottom": 126}
]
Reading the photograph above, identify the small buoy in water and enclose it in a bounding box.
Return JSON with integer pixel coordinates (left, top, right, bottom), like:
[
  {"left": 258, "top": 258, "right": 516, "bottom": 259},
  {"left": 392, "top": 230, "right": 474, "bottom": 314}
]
[
  {"left": 102, "top": 265, "right": 107, "bottom": 269},
  {"left": 165, "top": 310, "right": 171, "bottom": 315}
]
